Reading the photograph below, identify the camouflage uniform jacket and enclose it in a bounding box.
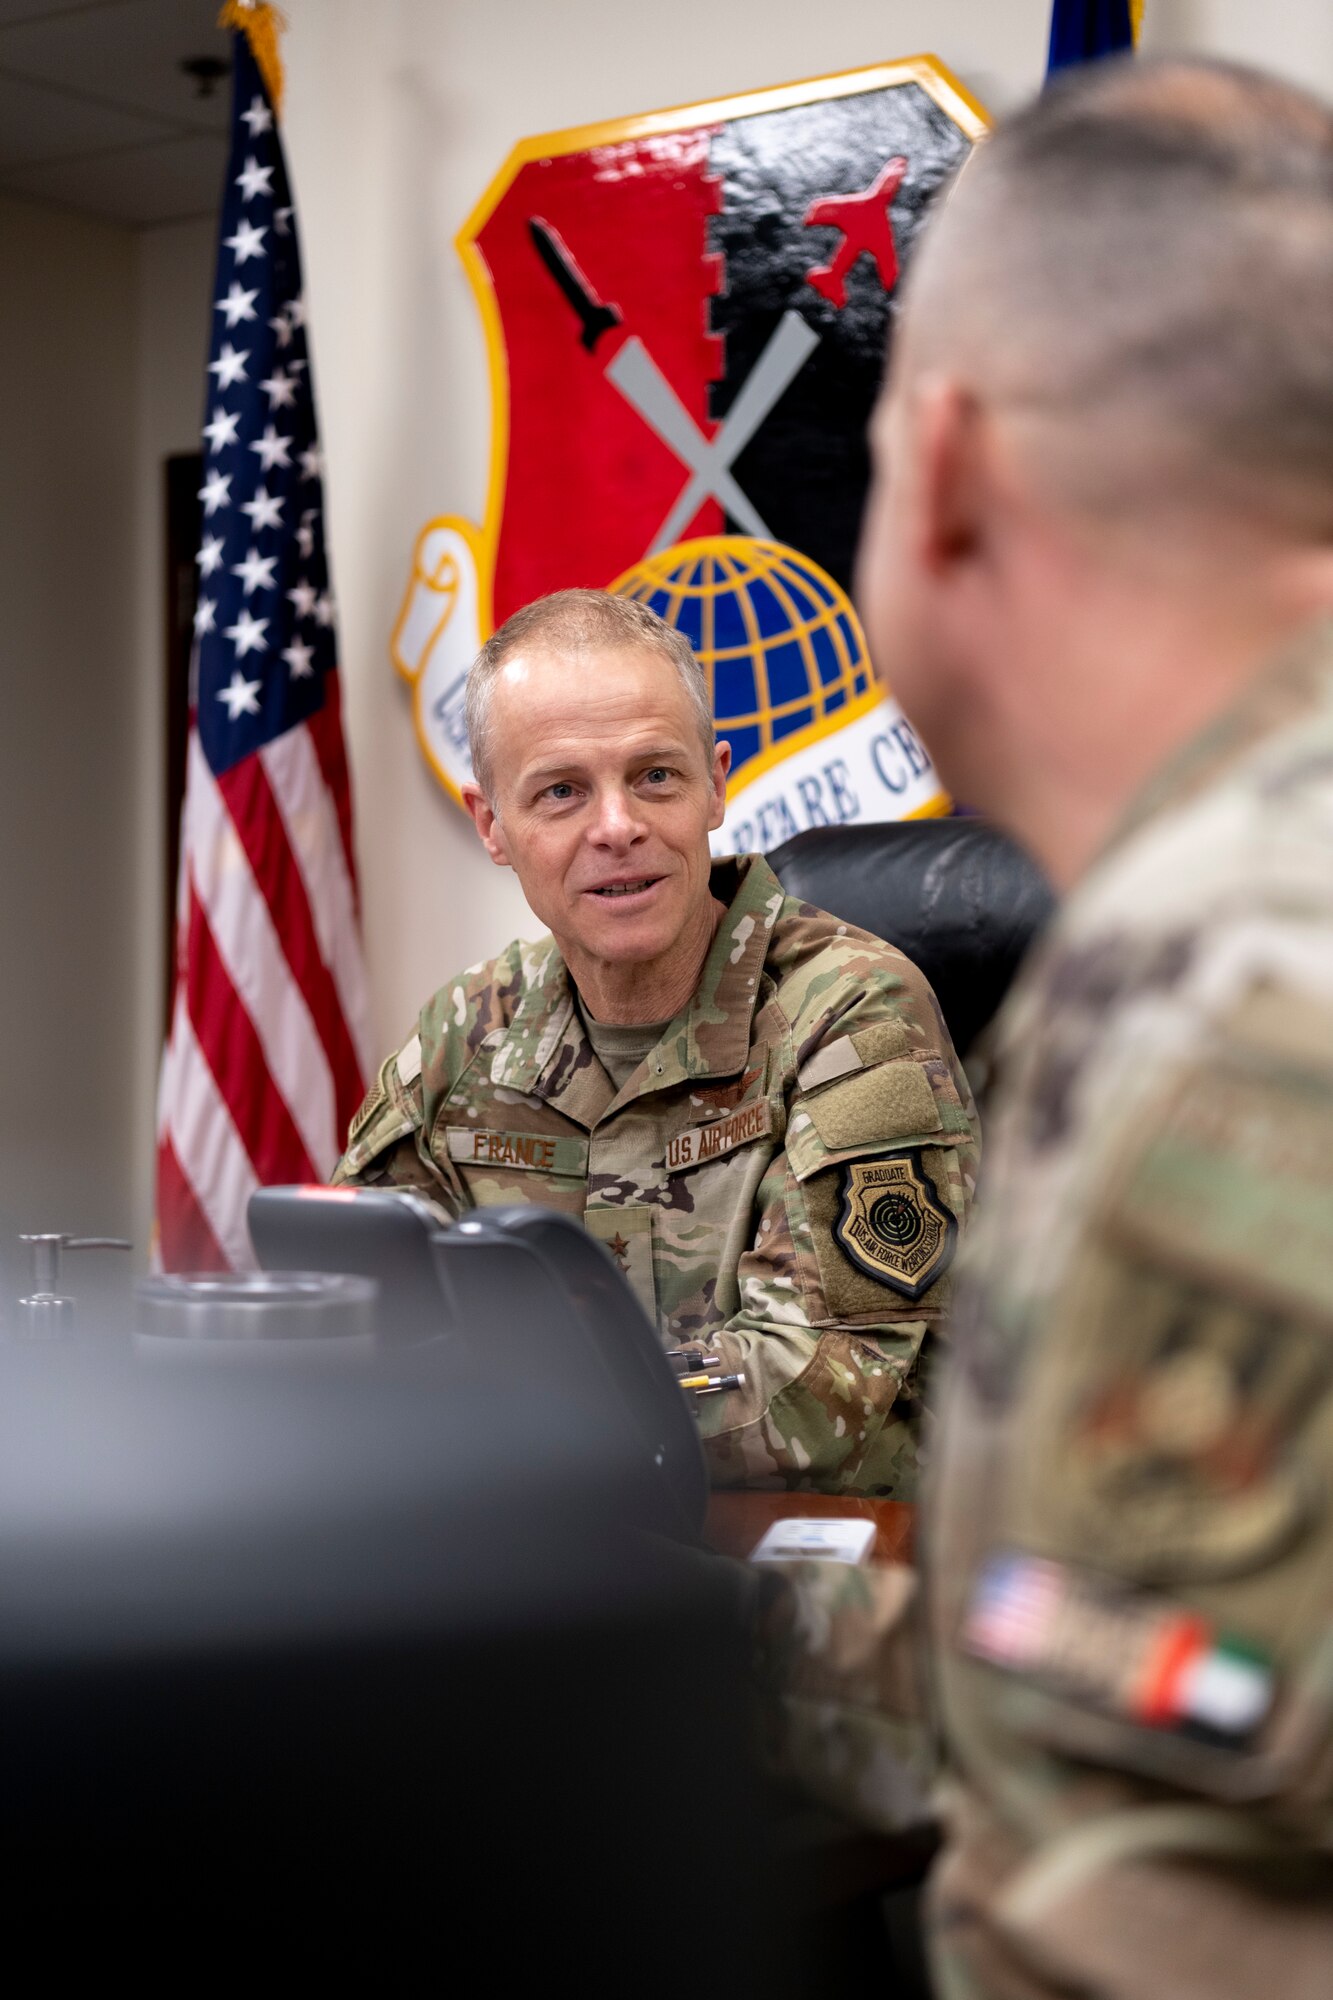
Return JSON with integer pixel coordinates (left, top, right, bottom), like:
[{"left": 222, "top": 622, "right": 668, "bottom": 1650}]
[
  {"left": 927, "top": 626, "right": 1333, "bottom": 1996},
  {"left": 334, "top": 853, "right": 980, "bottom": 1494}
]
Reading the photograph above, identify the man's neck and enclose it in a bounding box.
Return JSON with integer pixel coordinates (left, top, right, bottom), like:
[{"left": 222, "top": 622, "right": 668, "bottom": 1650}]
[
  {"left": 564, "top": 896, "right": 727, "bottom": 1025},
  {"left": 973, "top": 541, "right": 1329, "bottom": 891}
]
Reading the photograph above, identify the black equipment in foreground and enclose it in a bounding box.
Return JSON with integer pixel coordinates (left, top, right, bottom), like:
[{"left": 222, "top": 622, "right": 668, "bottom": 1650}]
[
  {"left": 247, "top": 1184, "right": 709, "bottom": 1540},
  {"left": 0, "top": 1346, "right": 777, "bottom": 1991},
  {"left": 247, "top": 1182, "right": 453, "bottom": 1347},
  {"left": 433, "top": 1203, "right": 709, "bottom": 1538}
]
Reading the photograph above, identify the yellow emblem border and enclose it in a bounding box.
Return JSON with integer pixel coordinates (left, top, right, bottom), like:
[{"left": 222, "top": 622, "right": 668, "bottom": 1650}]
[{"left": 393, "top": 56, "right": 989, "bottom": 805}]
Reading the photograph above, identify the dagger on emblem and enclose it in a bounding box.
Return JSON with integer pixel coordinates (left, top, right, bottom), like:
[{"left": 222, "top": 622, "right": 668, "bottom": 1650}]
[
  {"left": 527, "top": 219, "right": 623, "bottom": 352},
  {"left": 526, "top": 213, "right": 818, "bottom": 552}
]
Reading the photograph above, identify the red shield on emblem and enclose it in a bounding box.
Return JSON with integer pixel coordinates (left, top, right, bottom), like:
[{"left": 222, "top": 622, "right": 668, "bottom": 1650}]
[{"left": 393, "top": 60, "right": 985, "bottom": 842}]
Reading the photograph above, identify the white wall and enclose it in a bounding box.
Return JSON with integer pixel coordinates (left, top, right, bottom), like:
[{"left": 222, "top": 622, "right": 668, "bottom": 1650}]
[
  {"left": 0, "top": 194, "right": 138, "bottom": 1267},
  {"left": 0, "top": 196, "right": 212, "bottom": 1275},
  {"left": 1140, "top": 0, "right": 1333, "bottom": 84},
  {"left": 128, "top": 215, "right": 217, "bottom": 1251}
]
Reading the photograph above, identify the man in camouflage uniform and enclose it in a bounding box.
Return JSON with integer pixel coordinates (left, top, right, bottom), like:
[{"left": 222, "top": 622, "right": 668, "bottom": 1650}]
[
  {"left": 336, "top": 590, "right": 979, "bottom": 1493},
  {"left": 845, "top": 56, "right": 1333, "bottom": 1996}
]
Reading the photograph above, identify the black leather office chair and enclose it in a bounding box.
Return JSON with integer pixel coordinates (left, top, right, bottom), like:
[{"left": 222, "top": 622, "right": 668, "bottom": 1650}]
[{"left": 767, "top": 818, "right": 1055, "bottom": 1058}]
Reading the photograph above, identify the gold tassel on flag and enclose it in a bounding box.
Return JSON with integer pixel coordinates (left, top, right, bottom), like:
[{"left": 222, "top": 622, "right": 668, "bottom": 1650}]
[{"left": 218, "top": 1, "right": 286, "bottom": 116}]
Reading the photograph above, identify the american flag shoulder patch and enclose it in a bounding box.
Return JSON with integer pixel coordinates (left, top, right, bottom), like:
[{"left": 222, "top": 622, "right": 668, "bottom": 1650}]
[{"left": 962, "top": 1551, "right": 1273, "bottom": 1744}]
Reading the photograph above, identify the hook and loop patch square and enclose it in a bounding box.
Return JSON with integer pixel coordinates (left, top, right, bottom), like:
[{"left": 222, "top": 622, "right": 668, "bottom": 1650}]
[{"left": 835, "top": 1151, "right": 956, "bottom": 1299}]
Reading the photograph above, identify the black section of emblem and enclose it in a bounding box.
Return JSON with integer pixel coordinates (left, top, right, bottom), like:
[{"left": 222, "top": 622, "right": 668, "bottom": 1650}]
[
  {"left": 835, "top": 1150, "right": 957, "bottom": 1301},
  {"left": 707, "top": 84, "right": 971, "bottom": 592}
]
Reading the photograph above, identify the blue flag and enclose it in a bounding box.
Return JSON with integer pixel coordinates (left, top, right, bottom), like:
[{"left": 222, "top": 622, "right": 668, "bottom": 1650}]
[{"left": 1047, "top": 0, "right": 1136, "bottom": 75}]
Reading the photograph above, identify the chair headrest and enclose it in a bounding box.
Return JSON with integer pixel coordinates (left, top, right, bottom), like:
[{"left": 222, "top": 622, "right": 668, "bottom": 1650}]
[{"left": 766, "top": 819, "right": 1055, "bottom": 1058}]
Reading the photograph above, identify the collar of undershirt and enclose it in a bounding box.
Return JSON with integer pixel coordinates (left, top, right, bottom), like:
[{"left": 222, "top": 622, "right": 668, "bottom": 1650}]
[{"left": 489, "top": 852, "right": 786, "bottom": 1107}]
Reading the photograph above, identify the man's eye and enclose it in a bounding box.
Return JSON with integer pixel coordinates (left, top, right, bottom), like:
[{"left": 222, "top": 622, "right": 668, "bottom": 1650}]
[
  {"left": 544, "top": 781, "right": 576, "bottom": 801},
  {"left": 644, "top": 767, "right": 672, "bottom": 785}
]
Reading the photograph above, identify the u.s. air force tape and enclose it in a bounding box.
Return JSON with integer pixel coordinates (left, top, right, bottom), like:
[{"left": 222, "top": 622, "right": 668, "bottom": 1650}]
[
  {"left": 835, "top": 1151, "right": 956, "bottom": 1300},
  {"left": 665, "top": 1100, "right": 772, "bottom": 1174}
]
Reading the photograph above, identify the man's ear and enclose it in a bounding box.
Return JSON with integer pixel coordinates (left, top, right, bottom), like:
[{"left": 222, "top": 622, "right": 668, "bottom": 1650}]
[
  {"left": 461, "top": 783, "right": 512, "bottom": 868},
  {"left": 911, "top": 373, "right": 989, "bottom": 578},
  {"left": 707, "top": 739, "right": 731, "bottom": 832}
]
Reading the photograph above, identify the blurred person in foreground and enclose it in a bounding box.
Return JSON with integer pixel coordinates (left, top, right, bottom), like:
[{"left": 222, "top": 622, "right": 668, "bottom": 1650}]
[
  {"left": 335, "top": 590, "right": 979, "bottom": 1493},
  {"left": 852, "top": 55, "right": 1333, "bottom": 1997}
]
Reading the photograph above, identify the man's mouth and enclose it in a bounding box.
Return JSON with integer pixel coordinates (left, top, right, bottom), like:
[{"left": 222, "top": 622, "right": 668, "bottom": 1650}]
[{"left": 589, "top": 877, "right": 660, "bottom": 898}]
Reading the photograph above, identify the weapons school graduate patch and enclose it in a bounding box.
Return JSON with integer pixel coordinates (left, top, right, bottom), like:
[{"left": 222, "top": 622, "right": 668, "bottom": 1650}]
[{"left": 835, "top": 1152, "right": 956, "bottom": 1300}]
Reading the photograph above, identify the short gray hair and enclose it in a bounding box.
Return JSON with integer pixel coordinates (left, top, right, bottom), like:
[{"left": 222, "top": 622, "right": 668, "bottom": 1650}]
[
  {"left": 900, "top": 58, "right": 1333, "bottom": 532},
  {"left": 464, "top": 588, "right": 714, "bottom": 800}
]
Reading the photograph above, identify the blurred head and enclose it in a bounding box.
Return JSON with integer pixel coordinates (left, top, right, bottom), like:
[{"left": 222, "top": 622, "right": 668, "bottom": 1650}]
[
  {"left": 461, "top": 590, "right": 729, "bottom": 984},
  {"left": 857, "top": 59, "right": 1333, "bottom": 827}
]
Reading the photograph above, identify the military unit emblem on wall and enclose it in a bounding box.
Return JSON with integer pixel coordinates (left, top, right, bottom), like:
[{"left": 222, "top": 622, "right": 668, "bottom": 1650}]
[{"left": 392, "top": 58, "right": 987, "bottom": 850}]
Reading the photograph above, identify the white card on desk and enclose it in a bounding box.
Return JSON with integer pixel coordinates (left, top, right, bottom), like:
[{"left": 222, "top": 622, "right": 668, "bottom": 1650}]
[{"left": 748, "top": 1517, "right": 876, "bottom": 1564}]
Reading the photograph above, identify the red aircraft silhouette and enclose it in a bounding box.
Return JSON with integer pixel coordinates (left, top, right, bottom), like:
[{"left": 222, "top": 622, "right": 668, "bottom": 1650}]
[{"left": 802, "top": 155, "right": 908, "bottom": 310}]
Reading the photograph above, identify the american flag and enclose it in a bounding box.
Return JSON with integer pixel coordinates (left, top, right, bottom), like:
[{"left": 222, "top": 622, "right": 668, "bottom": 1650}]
[
  {"left": 962, "top": 1554, "right": 1062, "bottom": 1669},
  {"left": 156, "top": 19, "right": 373, "bottom": 1270}
]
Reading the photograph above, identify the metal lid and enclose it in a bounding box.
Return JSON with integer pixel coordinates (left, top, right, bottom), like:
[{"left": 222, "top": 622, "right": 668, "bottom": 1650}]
[{"left": 134, "top": 1271, "right": 377, "bottom": 1344}]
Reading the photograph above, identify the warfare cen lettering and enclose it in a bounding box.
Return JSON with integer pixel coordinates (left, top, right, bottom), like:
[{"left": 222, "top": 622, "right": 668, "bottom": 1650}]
[{"left": 712, "top": 717, "right": 938, "bottom": 857}]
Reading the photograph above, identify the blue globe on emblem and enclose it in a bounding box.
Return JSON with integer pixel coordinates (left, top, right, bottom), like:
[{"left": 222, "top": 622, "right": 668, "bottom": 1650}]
[{"left": 609, "top": 536, "right": 875, "bottom": 786}]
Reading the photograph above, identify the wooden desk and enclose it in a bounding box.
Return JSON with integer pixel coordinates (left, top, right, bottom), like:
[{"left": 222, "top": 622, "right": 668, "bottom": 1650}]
[{"left": 705, "top": 1490, "right": 914, "bottom": 1565}]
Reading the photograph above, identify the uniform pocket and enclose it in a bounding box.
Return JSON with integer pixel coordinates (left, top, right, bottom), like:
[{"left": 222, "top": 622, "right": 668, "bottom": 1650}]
[
  {"left": 584, "top": 1204, "right": 657, "bottom": 1326},
  {"left": 786, "top": 1055, "right": 948, "bottom": 1182}
]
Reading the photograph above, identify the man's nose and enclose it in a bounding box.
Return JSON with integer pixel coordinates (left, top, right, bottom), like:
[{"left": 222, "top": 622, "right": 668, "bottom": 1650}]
[{"left": 589, "top": 784, "right": 647, "bottom": 848}]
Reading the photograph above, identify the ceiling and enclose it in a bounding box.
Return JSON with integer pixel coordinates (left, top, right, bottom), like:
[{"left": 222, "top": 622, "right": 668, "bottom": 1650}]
[{"left": 0, "top": 0, "right": 233, "bottom": 227}]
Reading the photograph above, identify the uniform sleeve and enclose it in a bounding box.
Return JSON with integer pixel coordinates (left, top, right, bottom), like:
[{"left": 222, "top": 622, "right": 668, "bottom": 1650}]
[
  {"left": 698, "top": 972, "right": 981, "bottom": 1494},
  {"left": 332, "top": 954, "right": 520, "bottom": 1203},
  {"left": 931, "top": 993, "right": 1333, "bottom": 1994},
  {"left": 331, "top": 1032, "right": 462, "bottom": 1211},
  {"left": 754, "top": 1558, "right": 936, "bottom": 1834}
]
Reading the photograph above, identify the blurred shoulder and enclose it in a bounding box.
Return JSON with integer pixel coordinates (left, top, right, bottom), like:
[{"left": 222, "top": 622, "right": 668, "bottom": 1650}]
[
  {"left": 983, "top": 657, "right": 1333, "bottom": 1237},
  {"left": 1069, "top": 631, "right": 1333, "bottom": 962}
]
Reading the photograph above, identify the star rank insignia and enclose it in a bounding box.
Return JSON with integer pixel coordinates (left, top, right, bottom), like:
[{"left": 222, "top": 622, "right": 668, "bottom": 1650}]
[{"left": 835, "top": 1152, "right": 956, "bottom": 1300}]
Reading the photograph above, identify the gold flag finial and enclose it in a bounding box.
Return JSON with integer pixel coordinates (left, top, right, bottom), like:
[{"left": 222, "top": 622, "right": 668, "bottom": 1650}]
[{"left": 218, "top": 2, "right": 286, "bottom": 117}]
